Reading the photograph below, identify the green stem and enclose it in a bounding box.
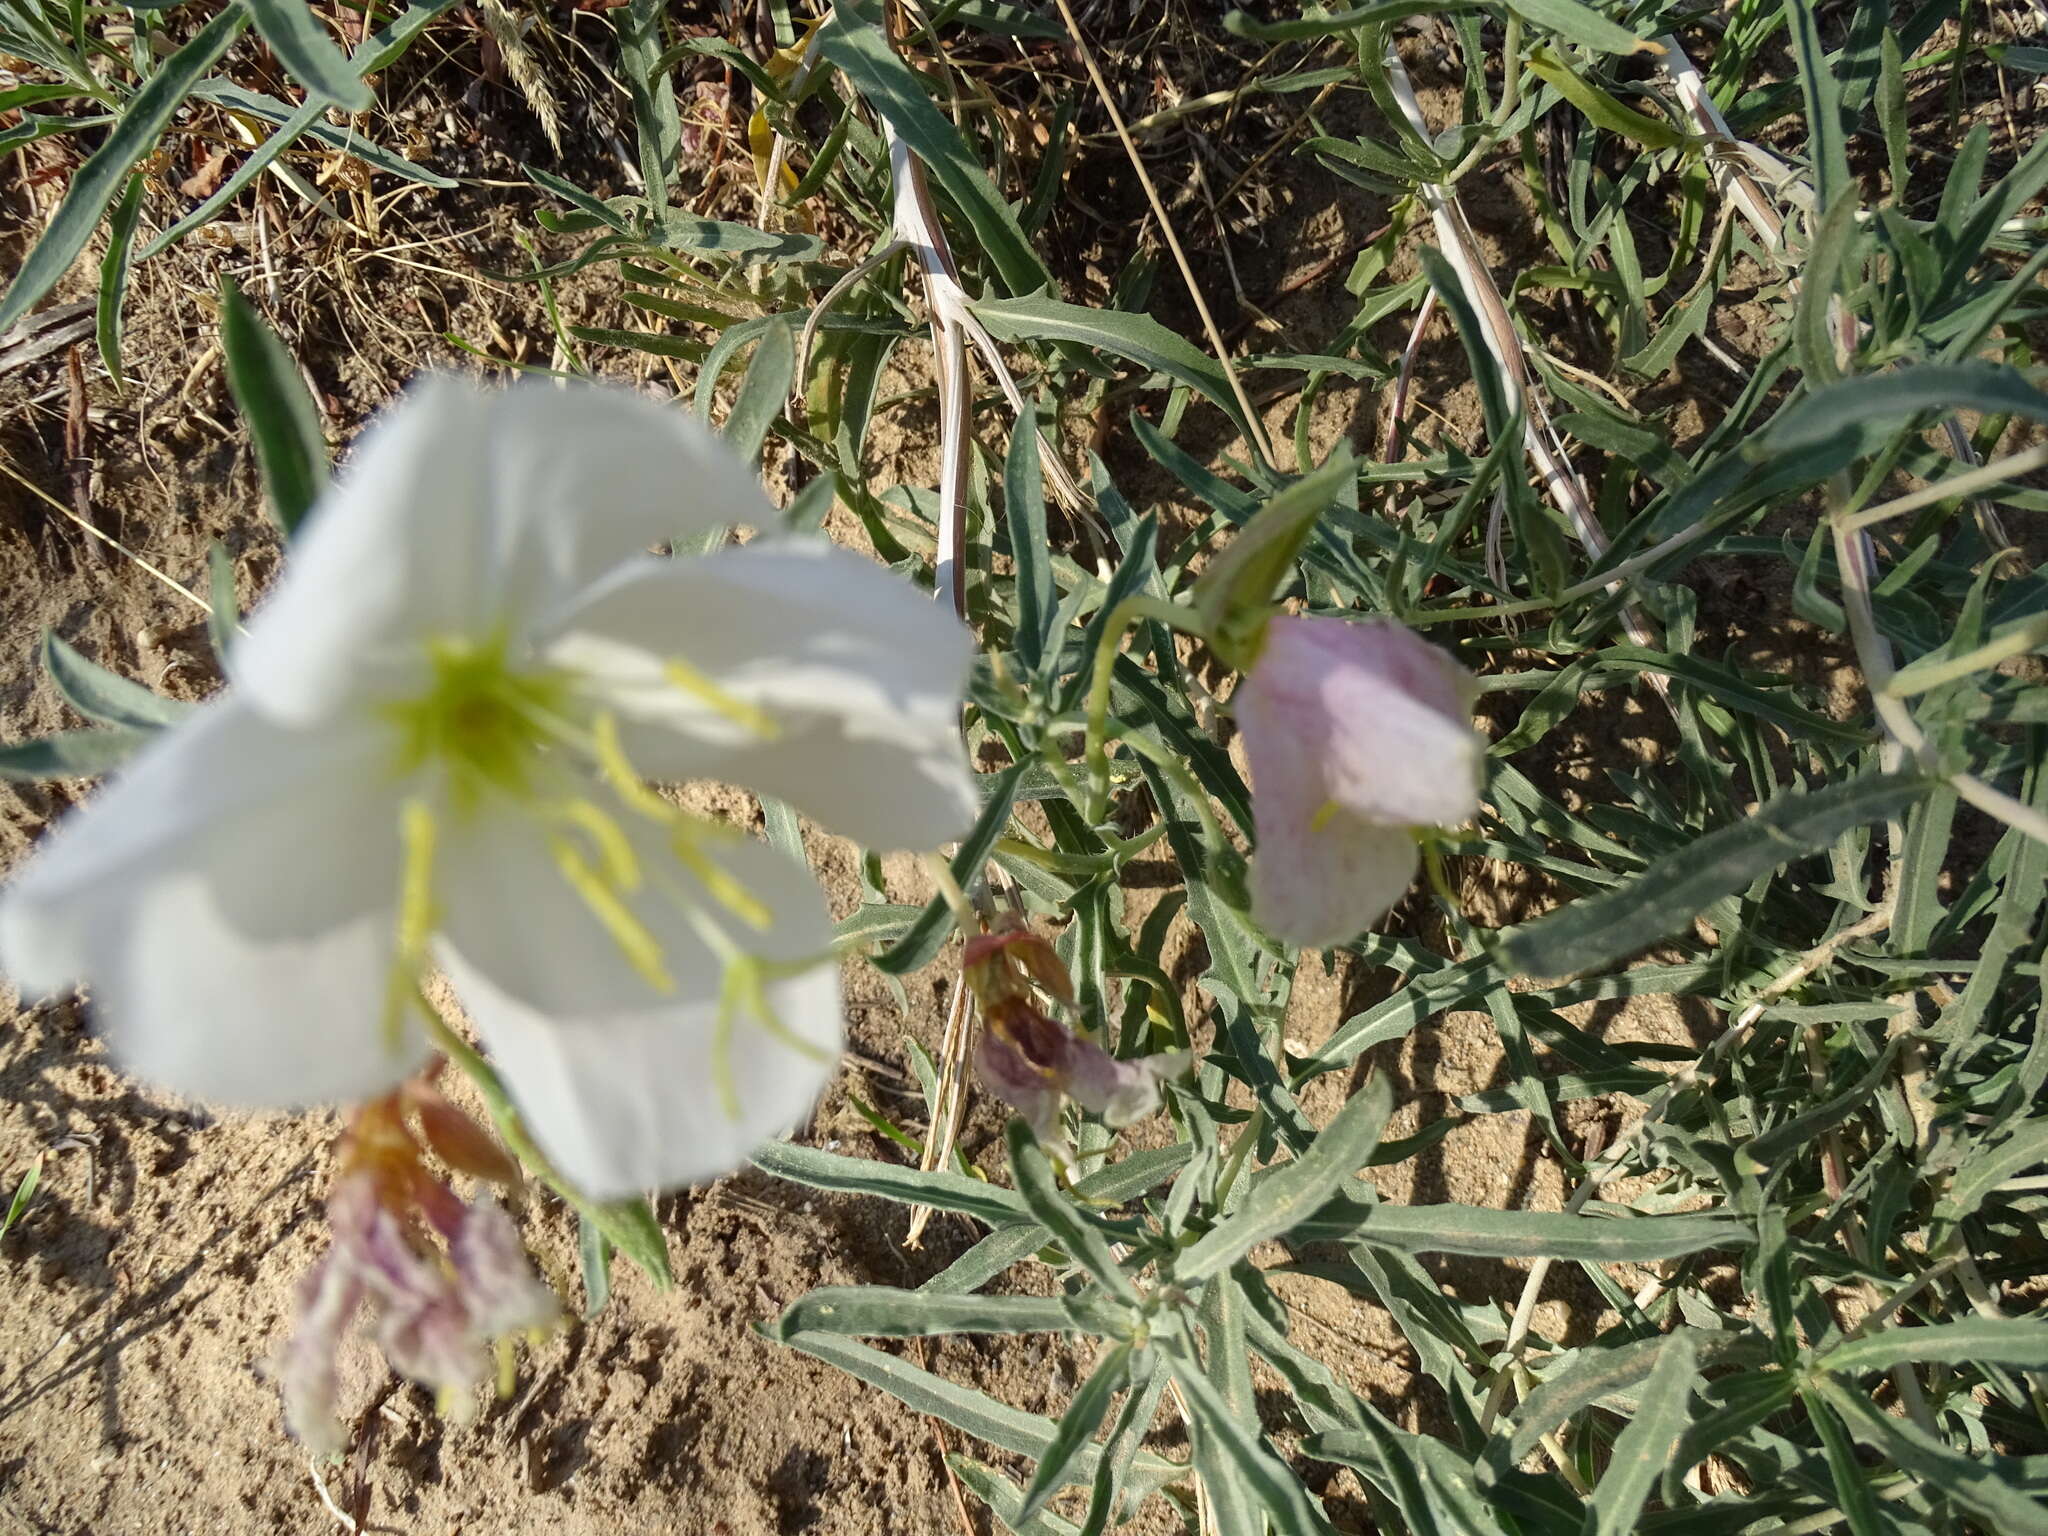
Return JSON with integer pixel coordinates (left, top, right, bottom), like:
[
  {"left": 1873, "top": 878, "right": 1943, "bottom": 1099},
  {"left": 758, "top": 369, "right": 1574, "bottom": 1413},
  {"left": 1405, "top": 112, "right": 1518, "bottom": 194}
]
[{"left": 1081, "top": 593, "right": 1209, "bottom": 821}]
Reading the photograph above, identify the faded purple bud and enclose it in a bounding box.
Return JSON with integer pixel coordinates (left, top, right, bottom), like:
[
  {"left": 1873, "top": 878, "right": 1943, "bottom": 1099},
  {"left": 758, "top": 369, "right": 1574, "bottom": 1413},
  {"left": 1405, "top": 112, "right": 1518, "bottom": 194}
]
[
  {"left": 977, "top": 998, "right": 1186, "bottom": 1151},
  {"left": 1060, "top": 1035, "right": 1189, "bottom": 1128},
  {"left": 976, "top": 1029, "right": 1063, "bottom": 1143},
  {"left": 1236, "top": 617, "right": 1483, "bottom": 948},
  {"left": 278, "top": 1251, "right": 364, "bottom": 1457},
  {"left": 278, "top": 1107, "right": 558, "bottom": 1454},
  {"left": 453, "top": 1200, "right": 561, "bottom": 1340}
]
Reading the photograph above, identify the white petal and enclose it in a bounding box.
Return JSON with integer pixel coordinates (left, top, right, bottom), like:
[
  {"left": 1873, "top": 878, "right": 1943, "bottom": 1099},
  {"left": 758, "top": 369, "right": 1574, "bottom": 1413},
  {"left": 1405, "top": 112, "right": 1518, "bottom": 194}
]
[
  {"left": 238, "top": 378, "right": 775, "bottom": 728},
  {"left": 548, "top": 540, "right": 977, "bottom": 850},
  {"left": 1251, "top": 810, "right": 1420, "bottom": 950},
  {"left": 235, "top": 376, "right": 494, "bottom": 727},
  {"left": 435, "top": 808, "right": 840, "bottom": 1198},
  {"left": 0, "top": 700, "right": 423, "bottom": 1104}
]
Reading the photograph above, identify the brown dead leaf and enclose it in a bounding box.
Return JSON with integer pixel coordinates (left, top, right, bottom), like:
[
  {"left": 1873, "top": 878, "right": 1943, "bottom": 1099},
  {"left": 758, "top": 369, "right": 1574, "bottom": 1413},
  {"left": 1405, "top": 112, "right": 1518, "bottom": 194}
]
[{"left": 180, "top": 145, "right": 232, "bottom": 198}]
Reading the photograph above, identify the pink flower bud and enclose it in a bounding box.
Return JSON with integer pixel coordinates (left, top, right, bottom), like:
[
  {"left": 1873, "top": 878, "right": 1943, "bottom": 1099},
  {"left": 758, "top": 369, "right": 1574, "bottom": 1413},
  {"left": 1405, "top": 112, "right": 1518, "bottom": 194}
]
[{"left": 1235, "top": 617, "right": 1483, "bottom": 947}]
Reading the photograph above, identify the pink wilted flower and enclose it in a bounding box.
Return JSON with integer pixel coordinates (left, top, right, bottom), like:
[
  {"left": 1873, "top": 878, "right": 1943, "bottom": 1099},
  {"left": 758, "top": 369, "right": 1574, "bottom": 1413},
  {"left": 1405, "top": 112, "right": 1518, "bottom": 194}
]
[
  {"left": 965, "top": 923, "right": 1186, "bottom": 1154},
  {"left": 280, "top": 1079, "right": 558, "bottom": 1455},
  {"left": 1234, "top": 617, "right": 1484, "bottom": 948}
]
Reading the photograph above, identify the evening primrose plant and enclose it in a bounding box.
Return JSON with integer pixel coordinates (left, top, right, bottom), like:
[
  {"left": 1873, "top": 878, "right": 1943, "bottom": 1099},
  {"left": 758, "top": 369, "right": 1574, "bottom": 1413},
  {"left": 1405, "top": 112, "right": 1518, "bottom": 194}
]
[{"left": 5, "top": 0, "right": 2048, "bottom": 1527}]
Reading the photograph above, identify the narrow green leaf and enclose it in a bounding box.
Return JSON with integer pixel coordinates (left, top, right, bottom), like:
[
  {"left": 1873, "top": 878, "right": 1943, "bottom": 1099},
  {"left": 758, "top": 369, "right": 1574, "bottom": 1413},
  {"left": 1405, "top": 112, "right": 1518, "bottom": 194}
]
[
  {"left": 1178, "top": 1076, "right": 1392, "bottom": 1283},
  {"left": 871, "top": 764, "right": 1024, "bottom": 975},
  {"left": 1004, "top": 414, "right": 1053, "bottom": 671},
  {"left": 1298, "top": 1198, "right": 1749, "bottom": 1261},
  {"left": 1937, "top": 1118, "right": 2048, "bottom": 1223},
  {"left": 1498, "top": 774, "right": 1927, "bottom": 978},
  {"left": 1820, "top": 1317, "right": 2048, "bottom": 1376},
  {"left": 1792, "top": 191, "right": 1861, "bottom": 386},
  {"left": 951, "top": 1459, "right": 1084, "bottom": 1536},
  {"left": 1498, "top": 1329, "right": 1763, "bottom": 1469},
  {"left": 773, "top": 1286, "right": 1090, "bottom": 1341},
  {"left": 1166, "top": 1336, "right": 1327, "bottom": 1536},
  {"left": 41, "top": 631, "right": 192, "bottom": 730},
  {"left": 205, "top": 542, "right": 239, "bottom": 673},
  {"left": 1224, "top": 2, "right": 1438, "bottom": 41},
  {"left": 617, "top": 0, "right": 682, "bottom": 203},
  {"left": 971, "top": 291, "right": 1258, "bottom": 449},
  {"left": 1501, "top": 0, "right": 1646, "bottom": 54},
  {"left": 752, "top": 1140, "right": 1028, "bottom": 1227},
  {"left": 1817, "top": 1378, "right": 2048, "bottom": 1534},
  {"left": 1018, "top": 1342, "right": 1133, "bottom": 1522},
  {"left": 1781, "top": 0, "right": 1850, "bottom": 210},
  {"left": 185, "top": 81, "right": 453, "bottom": 186},
  {"left": 775, "top": 1331, "right": 1179, "bottom": 1486},
  {"left": 0, "top": 6, "right": 247, "bottom": 334},
  {"left": 138, "top": 100, "right": 323, "bottom": 261},
  {"left": 242, "top": 0, "right": 373, "bottom": 108},
  {"left": 0, "top": 727, "right": 148, "bottom": 781},
  {"left": 220, "top": 279, "right": 329, "bottom": 536},
  {"left": 723, "top": 314, "right": 795, "bottom": 466},
  {"left": 0, "top": 1158, "right": 42, "bottom": 1243},
  {"left": 816, "top": 0, "right": 1048, "bottom": 297},
  {"left": 1190, "top": 450, "right": 1357, "bottom": 665},
  {"left": 1525, "top": 47, "right": 1683, "bottom": 148},
  {"left": 576, "top": 1213, "right": 613, "bottom": 1319},
  {"left": 1584, "top": 1332, "right": 1699, "bottom": 1536},
  {"left": 1006, "top": 1122, "right": 1138, "bottom": 1302},
  {"left": 94, "top": 172, "right": 145, "bottom": 388}
]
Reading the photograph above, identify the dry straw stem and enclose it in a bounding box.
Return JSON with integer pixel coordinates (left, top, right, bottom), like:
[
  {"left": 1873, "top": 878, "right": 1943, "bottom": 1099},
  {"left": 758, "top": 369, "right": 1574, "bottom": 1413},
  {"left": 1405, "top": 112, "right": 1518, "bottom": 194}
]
[
  {"left": 1659, "top": 34, "right": 2012, "bottom": 551},
  {"left": 1381, "top": 37, "right": 1671, "bottom": 677},
  {"left": 1049, "top": 0, "right": 1280, "bottom": 471},
  {"left": 0, "top": 454, "right": 214, "bottom": 614}
]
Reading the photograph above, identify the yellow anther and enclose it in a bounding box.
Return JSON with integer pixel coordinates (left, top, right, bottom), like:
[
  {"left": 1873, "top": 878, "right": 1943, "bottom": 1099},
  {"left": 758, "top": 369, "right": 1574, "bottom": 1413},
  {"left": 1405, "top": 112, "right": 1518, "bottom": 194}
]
[
  {"left": 550, "top": 836, "right": 675, "bottom": 994},
  {"left": 709, "top": 967, "right": 746, "bottom": 1123},
  {"left": 1310, "top": 798, "right": 1343, "bottom": 832},
  {"left": 555, "top": 797, "right": 640, "bottom": 893},
  {"left": 671, "top": 835, "right": 774, "bottom": 931},
  {"left": 495, "top": 1335, "right": 517, "bottom": 1399},
  {"left": 591, "top": 712, "right": 676, "bottom": 823},
  {"left": 382, "top": 798, "right": 441, "bottom": 1052},
  {"left": 663, "top": 657, "right": 781, "bottom": 740}
]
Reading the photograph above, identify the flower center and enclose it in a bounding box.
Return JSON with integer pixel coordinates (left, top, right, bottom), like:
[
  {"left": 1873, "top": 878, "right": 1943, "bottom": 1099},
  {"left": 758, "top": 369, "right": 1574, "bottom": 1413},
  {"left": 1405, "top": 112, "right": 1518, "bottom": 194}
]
[{"left": 386, "top": 634, "right": 570, "bottom": 809}]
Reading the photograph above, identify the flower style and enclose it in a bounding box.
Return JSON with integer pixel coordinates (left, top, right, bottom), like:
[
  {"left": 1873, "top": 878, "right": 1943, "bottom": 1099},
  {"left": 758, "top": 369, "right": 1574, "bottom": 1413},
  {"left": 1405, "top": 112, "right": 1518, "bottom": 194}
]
[
  {"left": 965, "top": 923, "right": 1186, "bottom": 1153},
  {"left": 0, "top": 379, "right": 979, "bottom": 1197},
  {"left": 280, "top": 1085, "right": 558, "bottom": 1454},
  {"left": 1234, "top": 616, "right": 1484, "bottom": 948}
]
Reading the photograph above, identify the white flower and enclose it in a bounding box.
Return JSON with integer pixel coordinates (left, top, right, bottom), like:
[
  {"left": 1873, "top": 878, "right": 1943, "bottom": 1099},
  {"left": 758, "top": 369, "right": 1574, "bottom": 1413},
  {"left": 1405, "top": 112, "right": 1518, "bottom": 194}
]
[
  {"left": 0, "top": 378, "right": 978, "bottom": 1197},
  {"left": 1236, "top": 617, "right": 1483, "bottom": 948}
]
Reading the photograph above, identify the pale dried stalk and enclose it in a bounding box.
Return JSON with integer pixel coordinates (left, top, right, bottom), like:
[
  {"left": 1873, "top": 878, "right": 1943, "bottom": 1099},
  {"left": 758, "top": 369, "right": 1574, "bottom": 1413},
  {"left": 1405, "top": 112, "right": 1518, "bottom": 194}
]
[
  {"left": 905, "top": 973, "right": 975, "bottom": 1249},
  {"left": 1659, "top": 35, "right": 2012, "bottom": 551},
  {"left": 1381, "top": 43, "right": 1671, "bottom": 677},
  {"left": 881, "top": 128, "right": 1092, "bottom": 616}
]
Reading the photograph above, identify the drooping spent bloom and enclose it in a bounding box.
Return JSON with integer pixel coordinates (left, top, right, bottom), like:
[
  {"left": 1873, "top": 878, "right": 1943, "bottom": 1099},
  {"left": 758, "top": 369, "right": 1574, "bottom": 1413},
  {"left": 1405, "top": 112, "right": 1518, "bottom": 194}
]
[
  {"left": 0, "top": 379, "right": 978, "bottom": 1197},
  {"left": 1233, "top": 617, "right": 1483, "bottom": 948},
  {"left": 965, "top": 921, "right": 1186, "bottom": 1153},
  {"left": 280, "top": 1080, "right": 558, "bottom": 1455}
]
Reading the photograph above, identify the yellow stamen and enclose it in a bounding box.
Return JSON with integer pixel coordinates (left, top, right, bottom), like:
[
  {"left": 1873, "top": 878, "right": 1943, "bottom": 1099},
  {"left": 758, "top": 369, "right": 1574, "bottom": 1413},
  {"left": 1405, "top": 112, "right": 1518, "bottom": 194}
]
[
  {"left": 1310, "top": 799, "right": 1343, "bottom": 832},
  {"left": 672, "top": 836, "right": 774, "bottom": 931},
  {"left": 555, "top": 797, "right": 640, "bottom": 892},
  {"left": 663, "top": 657, "right": 781, "bottom": 740},
  {"left": 549, "top": 836, "right": 675, "bottom": 993},
  {"left": 594, "top": 712, "right": 775, "bottom": 930},
  {"left": 591, "top": 712, "right": 676, "bottom": 822},
  {"left": 382, "top": 798, "right": 440, "bottom": 1052},
  {"left": 495, "top": 1335, "right": 517, "bottom": 1399},
  {"left": 710, "top": 965, "right": 746, "bottom": 1122}
]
